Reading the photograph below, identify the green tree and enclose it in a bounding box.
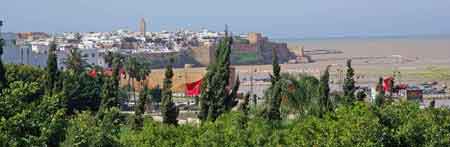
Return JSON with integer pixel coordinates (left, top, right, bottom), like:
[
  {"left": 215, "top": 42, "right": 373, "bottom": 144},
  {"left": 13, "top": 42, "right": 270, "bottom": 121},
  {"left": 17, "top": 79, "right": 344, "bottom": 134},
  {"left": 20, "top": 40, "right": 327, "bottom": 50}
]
[
  {"left": 64, "top": 48, "right": 87, "bottom": 73},
  {"left": 125, "top": 56, "right": 138, "bottom": 104},
  {"left": 133, "top": 87, "right": 148, "bottom": 129},
  {"left": 356, "top": 90, "right": 367, "bottom": 101},
  {"left": 389, "top": 75, "right": 395, "bottom": 95},
  {"left": 287, "top": 103, "right": 383, "bottom": 146},
  {"left": 0, "top": 37, "right": 7, "bottom": 91},
  {"left": 63, "top": 108, "right": 122, "bottom": 147},
  {"left": 429, "top": 99, "right": 436, "bottom": 108},
  {"left": 0, "top": 81, "right": 42, "bottom": 119},
  {"left": 198, "top": 28, "right": 239, "bottom": 122},
  {"left": 343, "top": 59, "right": 356, "bottom": 104},
  {"left": 131, "top": 58, "right": 151, "bottom": 128},
  {"left": 376, "top": 102, "right": 427, "bottom": 146},
  {"left": 161, "top": 62, "right": 179, "bottom": 125},
  {"left": 111, "top": 54, "right": 122, "bottom": 96},
  {"left": 5, "top": 64, "right": 46, "bottom": 86},
  {"left": 226, "top": 75, "right": 240, "bottom": 110},
  {"left": 318, "top": 65, "right": 332, "bottom": 117},
  {"left": 374, "top": 77, "right": 385, "bottom": 107},
  {"left": 103, "top": 51, "right": 114, "bottom": 68},
  {"left": 0, "top": 91, "right": 67, "bottom": 146},
  {"left": 252, "top": 94, "right": 257, "bottom": 108},
  {"left": 263, "top": 48, "right": 283, "bottom": 121},
  {"left": 240, "top": 93, "right": 251, "bottom": 116},
  {"left": 148, "top": 86, "right": 162, "bottom": 112},
  {"left": 270, "top": 48, "right": 281, "bottom": 85},
  {"left": 135, "top": 58, "right": 151, "bottom": 86},
  {"left": 100, "top": 54, "right": 122, "bottom": 109},
  {"left": 62, "top": 70, "right": 103, "bottom": 114},
  {"left": 45, "top": 42, "right": 59, "bottom": 96},
  {"left": 135, "top": 58, "right": 151, "bottom": 108}
]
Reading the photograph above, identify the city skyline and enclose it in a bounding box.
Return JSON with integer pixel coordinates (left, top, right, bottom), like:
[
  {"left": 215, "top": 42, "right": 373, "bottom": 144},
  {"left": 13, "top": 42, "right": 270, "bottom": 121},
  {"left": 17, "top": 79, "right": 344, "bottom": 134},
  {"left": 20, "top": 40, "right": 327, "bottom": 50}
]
[{"left": 1, "top": 0, "right": 450, "bottom": 38}]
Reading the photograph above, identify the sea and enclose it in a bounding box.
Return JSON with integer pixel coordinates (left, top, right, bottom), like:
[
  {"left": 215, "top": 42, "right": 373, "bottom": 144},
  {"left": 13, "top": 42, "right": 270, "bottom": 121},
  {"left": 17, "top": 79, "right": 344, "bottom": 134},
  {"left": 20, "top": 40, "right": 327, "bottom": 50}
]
[{"left": 281, "top": 35, "right": 450, "bottom": 65}]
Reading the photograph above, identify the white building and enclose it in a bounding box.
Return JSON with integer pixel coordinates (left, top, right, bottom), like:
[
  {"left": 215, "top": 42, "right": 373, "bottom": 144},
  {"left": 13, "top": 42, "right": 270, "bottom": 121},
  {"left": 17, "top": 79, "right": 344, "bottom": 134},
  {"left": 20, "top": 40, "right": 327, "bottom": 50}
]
[
  {"left": 57, "top": 48, "right": 107, "bottom": 70},
  {"left": 30, "top": 41, "right": 50, "bottom": 54}
]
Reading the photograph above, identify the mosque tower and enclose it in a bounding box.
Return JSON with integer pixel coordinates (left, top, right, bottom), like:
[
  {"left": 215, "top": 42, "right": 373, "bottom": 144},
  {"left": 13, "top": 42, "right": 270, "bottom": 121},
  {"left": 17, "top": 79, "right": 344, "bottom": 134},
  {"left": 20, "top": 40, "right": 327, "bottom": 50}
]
[{"left": 139, "top": 18, "right": 146, "bottom": 36}]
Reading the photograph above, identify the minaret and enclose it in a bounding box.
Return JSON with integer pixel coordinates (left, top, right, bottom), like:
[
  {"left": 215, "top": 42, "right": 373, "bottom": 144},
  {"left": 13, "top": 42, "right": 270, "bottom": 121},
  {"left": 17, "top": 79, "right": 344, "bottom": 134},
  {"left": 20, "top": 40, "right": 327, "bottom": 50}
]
[{"left": 139, "top": 18, "right": 146, "bottom": 36}]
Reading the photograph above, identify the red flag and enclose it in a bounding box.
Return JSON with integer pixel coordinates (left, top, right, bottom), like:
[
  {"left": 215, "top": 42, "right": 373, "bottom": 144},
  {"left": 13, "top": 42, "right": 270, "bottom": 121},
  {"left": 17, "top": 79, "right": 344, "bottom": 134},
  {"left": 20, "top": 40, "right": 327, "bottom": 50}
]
[
  {"left": 383, "top": 77, "right": 393, "bottom": 93},
  {"left": 185, "top": 79, "right": 202, "bottom": 96}
]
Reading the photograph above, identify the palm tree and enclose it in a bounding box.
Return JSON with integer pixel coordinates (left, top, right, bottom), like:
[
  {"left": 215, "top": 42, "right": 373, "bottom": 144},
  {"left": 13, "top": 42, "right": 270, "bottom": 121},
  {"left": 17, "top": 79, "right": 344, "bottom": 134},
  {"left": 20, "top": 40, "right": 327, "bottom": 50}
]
[
  {"left": 136, "top": 59, "right": 151, "bottom": 111},
  {"left": 125, "top": 56, "right": 138, "bottom": 104},
  {"left": 136, "top": 59, "right": 151, "bottom": 88},
  {"left": 64, "top": 48, "right": 87, "bottom": 73},
  {"left": 268, "top": 74, "right": 320, "bottom": 117}
]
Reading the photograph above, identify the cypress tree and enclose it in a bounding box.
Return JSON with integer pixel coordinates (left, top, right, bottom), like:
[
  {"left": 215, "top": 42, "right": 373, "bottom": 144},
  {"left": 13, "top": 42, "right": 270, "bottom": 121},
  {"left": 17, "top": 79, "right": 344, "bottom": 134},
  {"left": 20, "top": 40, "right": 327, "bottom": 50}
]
[
  {"left": 430, "top": 99, "right": 436, "bottom": 108},
  {"left": 112, "top": 55, "right": 121, "bottom": 94},
  {"left": 133, "top": 86, "right": 148, "bottom": 129},
  {"left": 161, "top": 61, "right": 178, "bottom": 125},
  {"left": 238, "top": 93, "right": 251, "bottom": 130},
  {"left": 264, "top": 80, "right": 283, "bottom": 121},
  {"left": 318, "top": 65, "right": 332, "bottom": 116},
  {"left": 343, "top": 59, "right": 356, "bottom": 104},
  {"left": 198, "top": 27, "right": 239, "bottom": 122},
  {"left": 133, "top": 58, "right": 151, "bottom": 128},
  {"left": 100, "top": 54, "right": 121, "bottom": 109},
  {"left": 239, "top": 93, "right": 251, "bottom": 116},
  {"left": 356, "top": 90, "right": 367, "bottom": 101},
  {"left": 270, "top": 48, "right": 281, "bottom": 84},
  {"left": 149, "top": 86, "right": 162, "bottom": 108},
  {"left": 100, "top": 78, "right": 117, "bottom": 109},
  {"left": 0, "top": 37, "right": 7, "bottom": 90},
  {"left": 374, "top": 77, "right": 385, "bottom": 107},
  {"left": 65, "top": 48, "right": 86, "bottom": 74},
  {"left": 46, "top": 42, "right": 58, "bottom": 96},
  {"left": 252, "top": 94, "right": 257, "bottom": 107},
  {"left": 263, "top": 48, "right": 282, "bottom": 121},
  {"left": 103, "top": 51, "right": 114, "bottom": 68},
  {"left": 389, "top": 76, "right": 395, "bottom": 96},
  {"left": 224, "top": 75, "right": 240, "bottom": 111}
]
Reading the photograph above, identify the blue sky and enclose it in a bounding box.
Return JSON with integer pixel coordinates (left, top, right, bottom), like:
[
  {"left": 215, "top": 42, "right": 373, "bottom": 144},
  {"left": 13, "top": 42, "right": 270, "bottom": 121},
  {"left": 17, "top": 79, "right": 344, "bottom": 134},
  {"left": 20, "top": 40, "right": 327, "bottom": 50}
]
[{"left": 1, "top": 0, "right": 450, "bottom": 38}]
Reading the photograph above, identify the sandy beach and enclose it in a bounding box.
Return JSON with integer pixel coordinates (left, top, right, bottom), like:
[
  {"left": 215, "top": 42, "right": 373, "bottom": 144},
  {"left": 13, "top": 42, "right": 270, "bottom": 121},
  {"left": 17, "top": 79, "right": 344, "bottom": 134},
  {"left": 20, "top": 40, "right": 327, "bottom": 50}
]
[
  {"left": 232, "top": 36, "right": 450, "bottom": 96},
  {"left": 288, "top": 36, "right": 450, "bottom": 64}
]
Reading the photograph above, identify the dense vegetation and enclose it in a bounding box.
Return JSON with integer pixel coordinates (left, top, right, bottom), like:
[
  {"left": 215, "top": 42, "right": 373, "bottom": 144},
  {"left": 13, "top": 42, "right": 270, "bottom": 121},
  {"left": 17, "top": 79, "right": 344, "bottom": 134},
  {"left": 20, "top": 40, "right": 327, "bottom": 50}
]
[
  {"left": 119, "top": 102, "right": 450, "bottom": 146},
  {"left": 1, "top": 34, "right": 450, "bottom": 146}
]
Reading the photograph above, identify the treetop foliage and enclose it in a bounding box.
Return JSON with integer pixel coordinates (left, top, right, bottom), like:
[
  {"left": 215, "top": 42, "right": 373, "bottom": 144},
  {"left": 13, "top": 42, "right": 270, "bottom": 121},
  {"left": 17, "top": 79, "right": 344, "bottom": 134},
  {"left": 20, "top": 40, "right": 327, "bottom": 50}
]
[
  {"left": 161, "top": 62, "right": 178, "bottom": 125},
  {"left": 199, "top": 28, "right": 239, "bottom": 122},
  {"left": 343, "top": 59, "right": 356, "bottom": 104}
]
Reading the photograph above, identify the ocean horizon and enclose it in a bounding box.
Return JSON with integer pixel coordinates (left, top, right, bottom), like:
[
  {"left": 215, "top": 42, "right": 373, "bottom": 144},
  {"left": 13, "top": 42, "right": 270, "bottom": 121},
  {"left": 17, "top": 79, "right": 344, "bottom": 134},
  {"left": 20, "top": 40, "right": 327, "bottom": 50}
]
[{"left": 274, "top": 34, "right": 450, "bottom": 43}]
